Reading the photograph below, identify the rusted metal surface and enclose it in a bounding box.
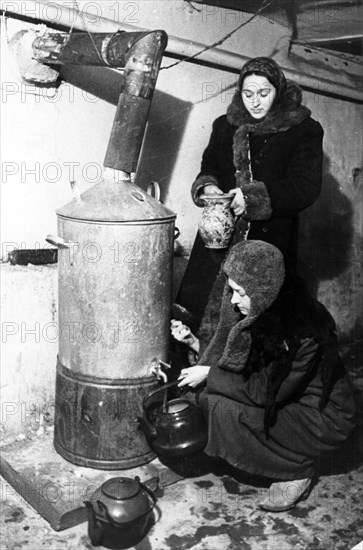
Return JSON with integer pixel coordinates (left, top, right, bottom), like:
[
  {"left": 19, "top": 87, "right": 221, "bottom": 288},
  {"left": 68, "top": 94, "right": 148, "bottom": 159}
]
[
  {"left": 103, "top": 94, "right": 152, "bottom": 173},
  {"left": 54, "top": 362, "right": 158, "bottom": 469},
  {"left": 31, "top": 18, "right": 172, "bottom": 469},
  {"left": 3, "top": 0, "right": 362, "bottom": 100},
  {"left": 57, "top": 217, "right": 174, "bottom": 379},
  {"left": 104, "top": 30, "right": 168, "bottom": 172},
  {"left": 56, "top": 180, "right": 175, "bottom": 379},
  {"left": 54, "top": 210, "right": 175, "bottom": 465},
  {"left": 8, "top": 28, "right": 60, "bottom": 84},
  {"left": 54, "top": 171, "right": 176, "bottom": 467},
  {"left": 32, "top": 30, "right": 155, "bottom": 67},
  {"left": 30, "top": 27, "right": 168, "bottom": 172}
]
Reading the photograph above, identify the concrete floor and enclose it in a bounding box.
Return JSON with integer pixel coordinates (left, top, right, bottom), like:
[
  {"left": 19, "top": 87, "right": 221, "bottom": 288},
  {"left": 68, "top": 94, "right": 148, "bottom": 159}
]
[
  {"left": 1, "top": 465, "right": 363, "bottom": 550},
  {"left": 2, "top": 347, "right": 363, "bottom": 550},
  {"left": 2, "top": 427, "right": 363, "bottom": 550}
]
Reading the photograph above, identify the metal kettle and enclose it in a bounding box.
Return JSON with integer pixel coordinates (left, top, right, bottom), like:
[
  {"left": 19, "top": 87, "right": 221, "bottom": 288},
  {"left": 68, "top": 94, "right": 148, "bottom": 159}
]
[
  {"left": 137, "top": 381, "right": 208, "bottom": 458},
  {"left": 84, "top": 476, "right": 157, "bottom": 548}
]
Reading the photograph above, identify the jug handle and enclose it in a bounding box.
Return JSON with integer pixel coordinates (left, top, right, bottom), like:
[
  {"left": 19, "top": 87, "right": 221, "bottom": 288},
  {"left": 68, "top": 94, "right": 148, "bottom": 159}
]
[{"left": 147, "top": 181, "right": 161, "bottom": 202}]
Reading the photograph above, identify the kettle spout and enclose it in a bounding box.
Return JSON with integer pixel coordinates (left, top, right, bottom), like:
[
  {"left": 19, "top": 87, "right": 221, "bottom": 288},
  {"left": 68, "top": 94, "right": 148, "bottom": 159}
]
[
  {"left": 137, "top": 416, "right": 157, "bottom": 441},
  {"left": 84, "top": 501, "right": 104, "bottom": 547},
  {"left": 84, "top": 500, "right": 95, "bottom": 518}
]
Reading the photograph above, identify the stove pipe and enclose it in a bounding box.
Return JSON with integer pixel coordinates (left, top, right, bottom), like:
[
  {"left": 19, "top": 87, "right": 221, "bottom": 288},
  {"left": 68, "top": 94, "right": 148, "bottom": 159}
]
[{"left": 36, "top": 29, "right": 176, "bottom": 469}]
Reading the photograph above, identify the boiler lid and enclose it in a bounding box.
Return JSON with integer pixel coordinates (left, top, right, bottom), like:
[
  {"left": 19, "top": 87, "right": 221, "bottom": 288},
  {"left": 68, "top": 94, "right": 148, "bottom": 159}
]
[{"left": 56, "top": 178, "right": 176, "bottom": 222}]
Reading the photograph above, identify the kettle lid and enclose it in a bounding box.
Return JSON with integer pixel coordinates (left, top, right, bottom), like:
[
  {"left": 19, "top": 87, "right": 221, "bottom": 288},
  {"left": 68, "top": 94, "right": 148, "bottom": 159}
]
[{"left": 102, "top": 477, "right": 140, "bottom": 500}]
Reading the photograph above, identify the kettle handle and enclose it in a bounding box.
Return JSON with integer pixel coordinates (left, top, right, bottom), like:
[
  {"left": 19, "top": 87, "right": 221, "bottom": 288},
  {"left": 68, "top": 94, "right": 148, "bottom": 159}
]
[
  {"left": 137, "top": 414, "right": 157, "bottom": 440},
  {"left": 142, "top": 380, "right": 180, "bottom": 421},
  {"left": 135, "top": 476, "right": 158, "bottom": 513}
]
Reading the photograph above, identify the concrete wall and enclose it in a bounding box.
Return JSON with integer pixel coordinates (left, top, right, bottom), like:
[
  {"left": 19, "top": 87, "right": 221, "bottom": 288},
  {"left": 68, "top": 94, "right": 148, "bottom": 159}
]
[
  {"left": 299, "top": 93, "right": 363, "bottom": 342},
  {"left": 1, "top": 265, "right": 58, "bottom": 439},
  {"left": 1, "top": 1, "right": 362, "bottom": 437}
]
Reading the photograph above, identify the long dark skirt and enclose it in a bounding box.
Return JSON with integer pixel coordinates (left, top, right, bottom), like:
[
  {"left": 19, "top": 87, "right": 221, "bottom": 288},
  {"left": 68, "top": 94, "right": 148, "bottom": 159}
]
[{"left": 199, "top": 390, "right": 356, "bottom": 481}]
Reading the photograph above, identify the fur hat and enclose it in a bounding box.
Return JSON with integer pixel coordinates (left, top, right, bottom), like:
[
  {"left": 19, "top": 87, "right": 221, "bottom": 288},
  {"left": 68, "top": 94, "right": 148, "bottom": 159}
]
[
  {"left": 223, "top": 240, "right": 285, "bottom": 322},
  {"left": 199, "top": 241, "right": 285, "bottom": 373}
]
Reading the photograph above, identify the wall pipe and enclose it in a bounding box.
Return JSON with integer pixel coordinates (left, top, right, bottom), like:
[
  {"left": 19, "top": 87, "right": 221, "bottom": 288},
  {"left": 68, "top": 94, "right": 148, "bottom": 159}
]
[
  {"left": 32, "top": 30, "right": 154, "bottom": 67},
  {"left": 103, "top": 30, "right": 168, "bottom": 172},
  {"left": 30, "top": 28, "right": 168, "bottom": 172},
  {"left": 2, "top": 0, "right": 362, "bottom": 102}
]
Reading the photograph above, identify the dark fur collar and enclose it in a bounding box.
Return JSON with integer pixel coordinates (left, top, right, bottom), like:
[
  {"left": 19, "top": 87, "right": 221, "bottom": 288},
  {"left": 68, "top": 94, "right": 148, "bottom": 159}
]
[
  {"left": 226, "top": 80, "right": 311, "bottom": 134},
  {"left": 229, "top": 80, "right": 311, "bottom": 183}
]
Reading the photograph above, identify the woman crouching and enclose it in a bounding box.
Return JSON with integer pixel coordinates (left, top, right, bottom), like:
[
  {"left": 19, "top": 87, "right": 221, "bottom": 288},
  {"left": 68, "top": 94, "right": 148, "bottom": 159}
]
[{"left": 171, "top": 240, "right": 356, "bottom": 511}]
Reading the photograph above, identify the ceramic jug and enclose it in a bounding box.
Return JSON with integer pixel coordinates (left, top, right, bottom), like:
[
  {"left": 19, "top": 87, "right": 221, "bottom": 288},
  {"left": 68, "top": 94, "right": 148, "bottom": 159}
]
[{"left": 198, "top": 193, "right": 235, "bottom": 249}]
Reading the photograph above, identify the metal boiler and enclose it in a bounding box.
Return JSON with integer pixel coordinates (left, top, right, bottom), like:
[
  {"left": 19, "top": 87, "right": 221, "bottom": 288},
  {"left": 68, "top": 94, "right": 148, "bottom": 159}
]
[
  {"left": 34, "top": 28, "right": 174, "bottom": 468},
  {"left": 53, "top": 174, "right": 175, "bottom": 469}
]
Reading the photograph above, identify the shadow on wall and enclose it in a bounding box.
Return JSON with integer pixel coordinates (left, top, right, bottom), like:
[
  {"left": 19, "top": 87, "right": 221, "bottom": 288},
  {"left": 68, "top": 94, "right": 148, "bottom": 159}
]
[
  {"left": 59, "top": 63, "right": 193, "bottom": 297},
  {"left": 136, "top": 91, "right": 193, "bottom": 198},
  {"left": 60, "top": 65, "right": 125, "bottom": 105},
  {"left": 136, "top": 89, "right": 193, "bottom": 297},
  {"left": 59, "top": 64, "right": 193, "bottom": 202},
  {"left": 298, "top": 153, "right": 355, "bottom": 296},
  {"left": 317, "top": 383, "right": 363, "bottom": 476},
  {"left": 298, "top": 154, "right": 363, "bottom": 476}
]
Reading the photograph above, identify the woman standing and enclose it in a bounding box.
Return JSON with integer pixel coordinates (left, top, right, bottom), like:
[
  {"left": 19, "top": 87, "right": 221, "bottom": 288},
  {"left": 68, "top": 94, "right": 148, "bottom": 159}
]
[
  {"left": 176, "top": 57, "right": 324, "bottom": 329},
  {"left": 172, "top": 241, "right": 356, "bottom": 511}
]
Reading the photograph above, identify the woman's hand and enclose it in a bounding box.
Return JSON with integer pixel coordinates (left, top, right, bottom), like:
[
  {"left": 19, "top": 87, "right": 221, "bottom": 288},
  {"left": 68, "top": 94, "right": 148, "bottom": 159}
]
[
  {"left": 203, "top": 184, "right": 223, "bottom": 196},
  {"left": 178, "top": 366, "right": 211, "bottom": 388},
  {"left": 171, "top": 320, "right": 200, "bottom": 353},
  {"left": 229, "top": 188, "right": 246, "bottom": 216}
]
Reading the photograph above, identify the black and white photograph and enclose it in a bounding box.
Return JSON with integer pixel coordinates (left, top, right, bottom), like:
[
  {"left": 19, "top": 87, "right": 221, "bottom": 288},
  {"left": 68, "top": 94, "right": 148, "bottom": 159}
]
[{"left": 0, "top": 1, "right": 362, "bottom": 549}]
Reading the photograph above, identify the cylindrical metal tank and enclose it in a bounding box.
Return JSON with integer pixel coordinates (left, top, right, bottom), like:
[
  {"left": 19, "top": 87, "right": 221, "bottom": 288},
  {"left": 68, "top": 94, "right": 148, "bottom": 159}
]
[{"left": 53, "top": 172, "right": 176, "bottom": 469}]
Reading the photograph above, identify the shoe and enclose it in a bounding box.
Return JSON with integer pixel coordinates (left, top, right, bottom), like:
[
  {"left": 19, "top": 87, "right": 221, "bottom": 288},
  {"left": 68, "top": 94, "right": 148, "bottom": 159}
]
[{"left": 258, "top": 477, "right": 313, "bottom": 512}]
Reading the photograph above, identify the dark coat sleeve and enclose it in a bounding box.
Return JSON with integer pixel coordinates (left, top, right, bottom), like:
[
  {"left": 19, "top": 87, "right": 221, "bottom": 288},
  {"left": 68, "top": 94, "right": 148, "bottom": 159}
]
[
  {"left": 242, "top": 119, "right": 324, "bottom": 220},
  {"left": 207, "top": 337, "right": 319, "bottom": 407}
]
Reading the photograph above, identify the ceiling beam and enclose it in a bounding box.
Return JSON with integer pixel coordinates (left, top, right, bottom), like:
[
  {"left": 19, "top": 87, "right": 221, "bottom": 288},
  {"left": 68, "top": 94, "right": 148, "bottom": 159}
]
[{"left": 2, "top": 0, "right": 362, "bottom": 101}]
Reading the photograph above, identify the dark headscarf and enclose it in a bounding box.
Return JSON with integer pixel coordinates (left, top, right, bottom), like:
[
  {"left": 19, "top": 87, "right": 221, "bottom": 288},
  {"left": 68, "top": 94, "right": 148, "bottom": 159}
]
[
  {"left": 226, "top": 57, "right": 311, "bottom": 184},
  {"left": 238, "top": 56, "right": 287, "bottom": 101}
]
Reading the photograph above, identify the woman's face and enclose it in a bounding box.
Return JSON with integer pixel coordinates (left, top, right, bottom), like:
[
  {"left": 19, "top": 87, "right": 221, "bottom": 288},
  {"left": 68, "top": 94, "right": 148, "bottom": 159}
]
[
  {"left": 241, "top": 74, "right": 276, "bottom": 119},
  {"left": 228, "top": 278, "right": 251, "bottom": 316}
]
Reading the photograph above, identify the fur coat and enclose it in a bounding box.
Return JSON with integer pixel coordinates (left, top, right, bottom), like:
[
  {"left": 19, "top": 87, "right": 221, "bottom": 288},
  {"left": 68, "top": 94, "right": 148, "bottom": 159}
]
[
  {"left": 177, "top": 79, "right": 324, "bottom": 327},
  {"left": 198, "top": 267, "right": 356, "bottom": 480},
  {"left": 191, "top": 80, "right": 324, "bottom": 259}
]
